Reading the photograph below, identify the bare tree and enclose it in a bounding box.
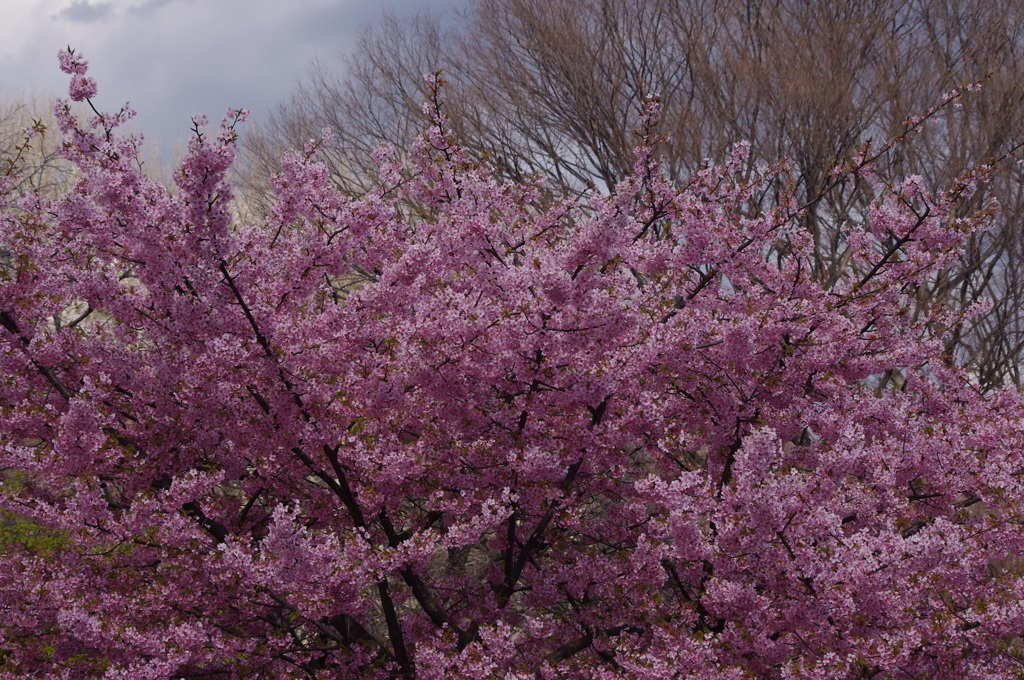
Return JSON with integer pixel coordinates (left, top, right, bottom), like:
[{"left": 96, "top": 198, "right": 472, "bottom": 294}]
[
  {"left": 242, "top": 0, "right": 1024, "bottom": 388},
  {"left": 0, "top": 94, "right": 77, "bottom": 198}
]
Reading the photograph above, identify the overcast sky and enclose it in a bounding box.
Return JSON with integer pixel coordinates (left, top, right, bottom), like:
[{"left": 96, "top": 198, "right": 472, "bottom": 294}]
[{"left": 0, "top": 0, "right": 463, "bottom": 158}]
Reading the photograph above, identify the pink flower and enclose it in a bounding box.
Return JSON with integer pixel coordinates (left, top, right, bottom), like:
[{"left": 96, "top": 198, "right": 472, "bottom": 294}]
[
  {"left": 68, "top": 74, "right": 97, "bottom": 102},
  {"left": 58, "top": 48, "right": 88, "bottom": 75}
]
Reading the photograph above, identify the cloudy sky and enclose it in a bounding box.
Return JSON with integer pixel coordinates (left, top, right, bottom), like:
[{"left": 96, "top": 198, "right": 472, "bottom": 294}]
[{"left": 0, "top": 0, "right": 463, "bottom": 158}]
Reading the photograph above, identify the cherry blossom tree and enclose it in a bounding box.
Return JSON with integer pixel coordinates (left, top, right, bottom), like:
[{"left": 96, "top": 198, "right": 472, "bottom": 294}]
[{"left": 3, "top": 50, "right": 1024, "bottom": 680}]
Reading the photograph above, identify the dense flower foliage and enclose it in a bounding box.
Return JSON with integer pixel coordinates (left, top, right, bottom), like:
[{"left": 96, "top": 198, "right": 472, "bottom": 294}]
[{"left": 3, "top": 51, "right": 1024, "bottom": 679}]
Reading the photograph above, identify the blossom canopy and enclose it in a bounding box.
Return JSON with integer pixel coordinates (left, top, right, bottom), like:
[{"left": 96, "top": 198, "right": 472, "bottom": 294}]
[{"left": 2, "top": 50, "right": 1024, "bottom": 679}]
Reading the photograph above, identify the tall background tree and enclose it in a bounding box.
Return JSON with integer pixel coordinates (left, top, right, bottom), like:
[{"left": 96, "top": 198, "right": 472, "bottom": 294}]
[
  {"left": 0, "top": 94, "right": 76, "bottom": 198},
  {"left": 242, "top": 0, "right": 1024, "bottom": 389}
]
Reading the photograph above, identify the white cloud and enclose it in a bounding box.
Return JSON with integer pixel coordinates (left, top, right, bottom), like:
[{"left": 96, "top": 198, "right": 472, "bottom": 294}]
[
  {"left": 1, "top": 0, "right": 464, "bottom": 158},
  {"left": 56, "top": 1, "right": 115, "bottom": 22}
]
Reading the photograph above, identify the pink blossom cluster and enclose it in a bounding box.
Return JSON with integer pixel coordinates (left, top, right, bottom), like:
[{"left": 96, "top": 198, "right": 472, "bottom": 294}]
[
  {"left": 58, "top": 48, "right": 97, "bottom": 102},
  {"left": 2, "top": 51, "right": 1024, "bottom": 679}
]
